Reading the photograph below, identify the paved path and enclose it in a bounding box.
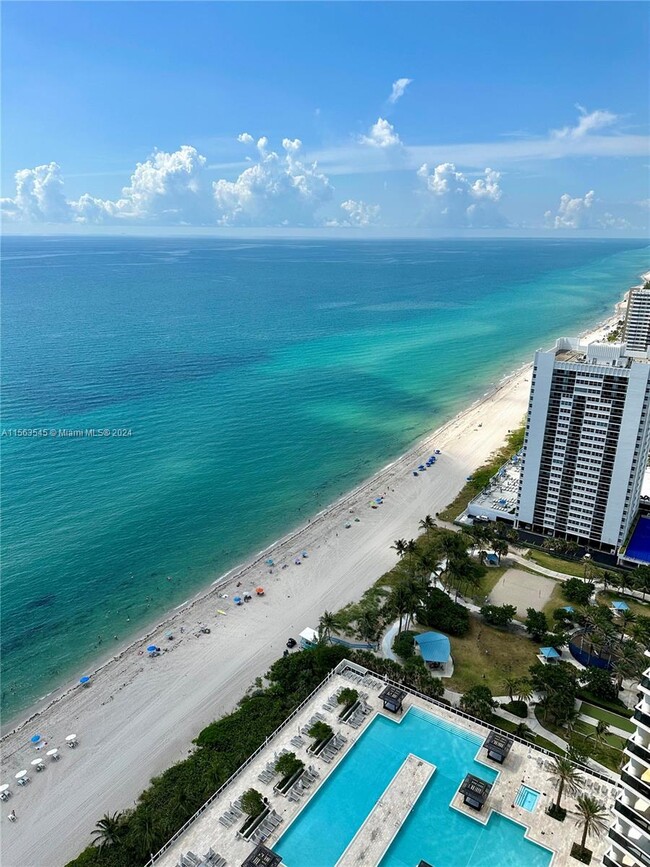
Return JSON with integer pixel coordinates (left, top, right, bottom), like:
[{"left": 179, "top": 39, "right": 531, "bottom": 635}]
[
  {"left": 578, "top": 713, "right": 632, "bottom": 740},
  {"left": 336, "top": 754, "right": 435, "bottom": 867}
]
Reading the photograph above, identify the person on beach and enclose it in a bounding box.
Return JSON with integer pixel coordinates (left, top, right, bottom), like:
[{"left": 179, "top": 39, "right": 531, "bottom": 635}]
[{"left": 8, "top": 810, "right": 16, "bottom": 822}]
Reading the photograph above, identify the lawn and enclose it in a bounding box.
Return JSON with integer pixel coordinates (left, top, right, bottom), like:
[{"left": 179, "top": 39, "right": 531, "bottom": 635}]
[
  {"left": 573, "top": 720, "right": 627, "bottom": 751},
  {"left": 579, "top": 701, "right": 636, "bottom": 734},
  {"left": 447, "top": 614, "right": 540, "bottom": 694},
  {"left": 542, "top": 582, "right": 568, "bottom": 619},
  {"left": 596, "top": 590, "right": 650, "bottom": 621},
  {"left": 442, "top": 564, "right": 508, "bottom": 605},
  {"left": 534, "top": 711, "right": 623, "bottom": 772},
  {"left": 526, "top": 549, "right": 587, "bottom": 578}
]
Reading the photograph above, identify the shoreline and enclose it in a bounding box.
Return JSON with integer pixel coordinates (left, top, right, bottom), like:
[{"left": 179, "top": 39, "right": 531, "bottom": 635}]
[
  {"left": 0, "top": 285, "right": 637, "bottom": 867},
  {"left": 2, "top": 289, "right": 631, "bottom": 739}
]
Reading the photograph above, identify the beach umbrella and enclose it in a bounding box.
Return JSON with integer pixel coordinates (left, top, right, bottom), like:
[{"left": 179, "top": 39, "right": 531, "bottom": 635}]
[
  {"left": 30, "top": 735, "right": 41, "bottom": 744},
  {"left": 266, "top": 559, "right": 274, "bottom": 566},
  {"left": 79, "top": 676, "right": 90, "bottom": 685},
  {"left": 301, "top": 551, "right": 308, "bottom": 557},
  {"left": 147, "top": 645, "right": 157, "bottom": 653},
  {"left": 15, "top": 771, "right": 27, "bottom": 781},
  {"left": 165, "top": 631, "right": 173, "bottom": 639},
  {"left": 256, "top": 587, "right": 265, "bottom": 595},
  {"left": 233, "top": 596, "right": 242, "bottom": 604}
]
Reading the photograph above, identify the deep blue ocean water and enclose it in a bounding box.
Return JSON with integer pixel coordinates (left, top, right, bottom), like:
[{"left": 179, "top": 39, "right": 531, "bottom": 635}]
[{"left": 1, "top": 236, "right": 648, "bottom": 721}]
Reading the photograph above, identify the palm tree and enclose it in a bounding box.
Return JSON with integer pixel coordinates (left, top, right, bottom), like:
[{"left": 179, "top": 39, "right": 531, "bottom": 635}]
[
  {"left": 404, "top": 539, "right": 418, "bottom": 558},
  {"left": 355, "top": 608, "right": 382, "bottom": 646},
  {"left": 548, "top": 756, "right": 584, "bottom": 812},
  {"left": 91, "top": 812, "right": 124, "bottom": 850},
  {"left": 419, "top": 515, "right": 436, "bottom": 535},
  {"left": 318, "top": 610, "right": 340, "bottom": 643},
  {"left": 589, "top": 720, "right": 610, "bottom": 750},
  {"left": 388, "top": 582, "right": 412, "bottom": 634},
  {"left": 613, "top": 641, "right": 645, "bottom": 690},
  {"left": 617, "top": 609, "right": 636, "bottom": 641},
  {"left": 574, "top": 795, "right": 609, "bottom": 856},
  {"left": 493, "top": 539, "right": 508, "bottom": 565},
  {"left": 503, "top": 676, "right": 520, "bottom": 702},
  {"left": 516, "top": 678, "right": 534, "bottom": 704},
  {"left": 513, "top": 722, "right": 534, "bottom": 740},
  {"left": 633, "top": 565, "right": 650, "bottom": 600},
  {"left": 391, "top": 539, "right": 408, "bottom": 558}
]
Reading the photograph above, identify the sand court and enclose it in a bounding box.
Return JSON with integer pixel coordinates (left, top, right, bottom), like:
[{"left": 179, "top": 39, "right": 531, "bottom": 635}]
[{"left": 489, "top": 568, "right": 557, "bottom": 618}]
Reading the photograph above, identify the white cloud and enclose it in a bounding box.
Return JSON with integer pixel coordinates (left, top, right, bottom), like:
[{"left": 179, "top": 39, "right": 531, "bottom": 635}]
[
  {"left": 544, "top": 190, "right": 596, "bottom": 228},
  {"left": 552, "top": 105, "right": 619, "bottom": 140},
  {"left": 1, "top": 162, "right": 70, "bottom": 222},
  {"left": 417, "top": 162, "right": 506, "bottom": 227},
  {"left": 360, "top": 117, "right": 401, "bottom": 148},
  {"left": 213, "top": 137, "right": 333, "bottom": 226},
  {"left": 237, "top": 132, "right": 254, "bottom": 144},
  {"left": 388, "top": 78, "right": 412, "bottom": 104},
  {"left": 339, "top": 199, "right": 381, "bottom": 227}
]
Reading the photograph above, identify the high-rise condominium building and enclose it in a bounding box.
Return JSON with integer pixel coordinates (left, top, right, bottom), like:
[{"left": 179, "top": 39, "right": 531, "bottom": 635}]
[
  {"left": 625, "top": 285, "right": 650, "bottom": 356},
  {"left": 604, "top": 651, "right": 650, "bottom": 867},
  {"left": 516, "top": 339, "right": 650, "bottom": 551}
]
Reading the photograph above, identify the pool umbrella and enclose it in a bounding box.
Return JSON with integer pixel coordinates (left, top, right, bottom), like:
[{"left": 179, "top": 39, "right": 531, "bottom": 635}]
[
  {"left": 147, "top": 645, "right": 157, "bottom": 653},
  {"left": 30, "top": 735, "right": 41, "bottom": 744},
  {"left": 79, "top": 676, "right": 90, "bottom": 685}
]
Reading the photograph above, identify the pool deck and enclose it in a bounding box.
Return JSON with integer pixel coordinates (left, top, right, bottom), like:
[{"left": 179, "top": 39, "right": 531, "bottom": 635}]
[
  {"left": 154, "top": 661, "right": 619, "bottom": 867},
  {"left": 336, "top": 754, "right": 435, "bottom": 866}
]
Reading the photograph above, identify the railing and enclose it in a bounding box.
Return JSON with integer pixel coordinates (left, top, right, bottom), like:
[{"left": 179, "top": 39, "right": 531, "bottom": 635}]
[
  {"left": 614, "top": 797, "right": 650, "bottom": 836},
  {"left": 621, "top": 770, "right": 650, "bottom": 803},
  {"left": 144, "top": 668, "right": 337, "bottom": 865},
  {"left": 635, "top": 708, "right": 650, "bottom": 729},
  {"left": 641, "top": 675, "right": 650, "bottom": 691},
  {"left": 627, "top": 739, "right": 650, "bottom": 766},
  {"left": 602, "top": 853, "right": 621, "bottom": 867},
  {"left": 608, "top": 827, "right": 650, "bottom": 867}
]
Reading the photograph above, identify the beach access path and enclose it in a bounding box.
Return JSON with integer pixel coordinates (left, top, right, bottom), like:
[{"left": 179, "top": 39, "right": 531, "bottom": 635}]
[{"left": 0, "top": 318, "right": 615, "bottom": 867}]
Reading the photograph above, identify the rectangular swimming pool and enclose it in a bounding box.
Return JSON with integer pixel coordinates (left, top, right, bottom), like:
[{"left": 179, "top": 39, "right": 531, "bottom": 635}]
[
  {"left": 515, "top": 785, "right": 540, "bottom": 812},
  {"left": 275, "top": 707, "right": 552, "bottom": 866}
]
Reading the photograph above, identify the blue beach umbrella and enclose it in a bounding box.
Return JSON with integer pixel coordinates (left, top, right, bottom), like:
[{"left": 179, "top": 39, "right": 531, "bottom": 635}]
[
  {"left": 31, "top": 735, "right": 41, "bottom": 744},
  {"left": 266, "top": 559, "right": 274, "bottom": 566},
  {"left": 79, "top": 676, "right": 91, "bottom": 685},
  {"left": 147, "top": 645, "right": 157, "bottom": 653}
]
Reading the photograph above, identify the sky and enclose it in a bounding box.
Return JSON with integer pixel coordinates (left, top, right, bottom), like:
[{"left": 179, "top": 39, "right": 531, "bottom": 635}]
[{"left": 1, "top": 1, "right": 649, "bottom": 235}]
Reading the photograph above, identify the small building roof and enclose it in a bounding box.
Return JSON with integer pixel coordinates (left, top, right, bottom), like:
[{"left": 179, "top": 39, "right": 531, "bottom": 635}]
[
  {"left": 299, "top": 627, "right": 318, "bottom": 643},
  {"left": 562, "top": 606, "right": 575, "bottom": 613},
  {"left": 483, "top": 731, "right": 513, "bottom": 757},
  {"left": 379, "top": 685, "right": 407, "bottom": 703},
  {"left": 414, "top": 631, "right": 451, "bottom": 664},
  {"left": 459, "top": 773, "right": 492, "bottom": 805},
  {"left": 241, "top": 844, "right": 283, "bottom": 867},
  {"left": 612, "top": 600, "right": 630, "bottom": 612},
  {"left": 539, "top": 646, "right": 561, "bottom": 659}
]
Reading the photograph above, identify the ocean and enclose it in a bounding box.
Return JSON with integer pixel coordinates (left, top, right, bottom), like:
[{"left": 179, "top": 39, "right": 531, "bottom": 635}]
[{"left": 1, "top": 236, "right": 648, "bottom": 722}]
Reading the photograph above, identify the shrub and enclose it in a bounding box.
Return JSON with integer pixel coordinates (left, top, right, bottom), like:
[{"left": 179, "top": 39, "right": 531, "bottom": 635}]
[
  {"left": 563, "top": 577, "right": 595, "bottom": 606},
  {"left": 459, "top": 685, "right": 496, "bottom": 722},
  {"left": 337, "top": 687, "right": 358, "bottom": 709},
  {"left": 241, "top": 788, "right": 265, "bottom": 818},
  {"left": 392, "top": 630, "right": 416, "bottom": 661},
  {"left": 480, "top": 604, "right": 517, "bottom": 628},
  {"left": 501, "top": 700, "right": 528, "bottom": 718},
  {"left": 274, "top": 752, "right": 303, "bottom": 781},
  {"left": 418, "top": 588, "right": 470, "bottom": 636},
  {"left": 308, "top": 720, "right": 333, "bottom": 747}
]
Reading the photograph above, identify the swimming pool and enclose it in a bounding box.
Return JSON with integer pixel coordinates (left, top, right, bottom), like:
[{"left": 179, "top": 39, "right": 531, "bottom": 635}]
[
  {"left": 275, "top": 707, "right": 552, "bottom": 866},
  {"left": 515, "top": 785, "right": 540, "bottom": 812}
]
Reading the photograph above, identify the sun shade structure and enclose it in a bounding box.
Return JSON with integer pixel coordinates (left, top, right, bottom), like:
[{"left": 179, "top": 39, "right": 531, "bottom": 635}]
[
  {"left": 483, "top": 731, "right": 513, "bottom": 764},
  {"left": 539, "top": 646, "right": 560, "bottom": 661},
  {"left": 378, "top": 685, "right": 406, "bottom": 713},
  {"left": 414, "top": 631, "right": 451, "bottom": 667},
  {"left": 459, "top": 774, "right": 493, "bottom": 810},
  {"left": 241, "top": 844, "right": 282, "bottom": 867},
  {"left": 612, "top": 600, "right": 631, "bottom": 612}
]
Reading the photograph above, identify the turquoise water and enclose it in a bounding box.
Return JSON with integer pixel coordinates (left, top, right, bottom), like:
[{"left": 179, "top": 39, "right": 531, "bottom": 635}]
[
  {"left": 515, "top": 785, "right": 540, "bottom": 812},
  {"left": 275, "top": 706, "right": 551, "bottom": 866},
  {"left": 2, "top": 237, "right": 648, "bottom": 720}
]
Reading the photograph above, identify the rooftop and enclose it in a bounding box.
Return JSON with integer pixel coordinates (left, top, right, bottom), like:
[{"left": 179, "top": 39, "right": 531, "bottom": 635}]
[
  {"left": 414, "top": 631, "right": 451, "bottom": 664},
  {"left": 241, "top": 845, "right": 282, "bottom": 867},
  {"left": 466, "top": 453, "right": 521, "bottom": 520}
]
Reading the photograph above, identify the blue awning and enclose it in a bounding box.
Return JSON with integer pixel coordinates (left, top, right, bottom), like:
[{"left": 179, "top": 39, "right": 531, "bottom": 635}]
[
  {"left": 540, "top": 646, "right": 560, "bottom": 659},
  {"left": 414, "top": 631, "right": 451, "bottom": 664},
  {"left": 612, "top": 601, "right": 630, "bottom": 611}
]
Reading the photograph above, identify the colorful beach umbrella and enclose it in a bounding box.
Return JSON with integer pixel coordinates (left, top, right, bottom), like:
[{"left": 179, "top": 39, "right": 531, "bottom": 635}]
[
  {"left": 147, "top": 645, "right": 157, "bottom": 653},
  {"left": 30, "top": 735, "right": 41, "bottom": 744},
  {"left": 79, "top": 676, "right": 90, "bottom": 685}
]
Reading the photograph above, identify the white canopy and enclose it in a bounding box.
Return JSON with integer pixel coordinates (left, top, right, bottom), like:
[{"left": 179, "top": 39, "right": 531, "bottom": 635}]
[{"left": 299, "top": 627, "right": 318, "bottom": 644}]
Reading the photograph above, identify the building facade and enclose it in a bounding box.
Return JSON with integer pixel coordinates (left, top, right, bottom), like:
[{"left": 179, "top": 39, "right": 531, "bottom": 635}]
[
  {"left": 625, "top": 285, "right": 650, "bottom": 356},
  {"left": 604, "top": 651, "right": 650, "bottom": 867},
  {"left": 517, "top": 339, "right": 650, "bottom": 551}
]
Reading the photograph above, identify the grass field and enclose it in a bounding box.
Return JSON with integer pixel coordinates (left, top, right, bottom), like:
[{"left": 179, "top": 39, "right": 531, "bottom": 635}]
[
  {"left": 447, "top": 615, "right": 539, "bottom": 694},
  {"left": 542, "top": 582, "right": 568, "bottom": 619},
  {"left": 574, "top": 720, "right": 627, "bottom": 751},
  {"left": 526, "top": 549, "right": 587, "bottom": 578},
  {"left": 596, "top": 590, "right": 650, "bottom": 620},
  {"left": 579, "top": 701, "right": 636, "bottom": 734},
  {"left": 442, "top": 564, "right": 508, "bottom": 606}
]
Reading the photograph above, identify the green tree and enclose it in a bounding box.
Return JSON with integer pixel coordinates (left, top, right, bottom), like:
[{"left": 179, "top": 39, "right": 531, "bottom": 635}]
[
  {"left": 633, "top": 565, "right": 650, "bottom": 600},
  {"left": 503, "top": 676, "right": 520, "bottom": 702},
  {"left": 480, "top": 604, "right": 517, "bottom": 629},
  {"left": 459, "top": 685, "right": 496, "bottom": 722},
  {"left": 355, "top": 607, "right": 382, "bottom": 646},
  {"left": 318, "top": 610, "right": 341, "bottom": 643},
  {"left": 391, "top": 539, "right": 408, "bottom": 558},
  {"left": 419, "top": 515, "right": 436, "bottom": 535},
  {"left": 241, "top": 788, "right": 265, "bottom": 818},
  {"left": 579, "top": 666, "right": 617, "bottom": 702},
  {"left": 388, "top": 581, "right": 413, "bottom": 634},
  {"left": 337, "top": 688, "right": 358, "bottom": 708},
  {"left": 574, "top": 795, "right": 609, "bottom": 855},
  {"left": 589, "top": 720, "right": 610, "bottom": 750},
  {"left": 274, "top": 752, "right": 304, "bottom": 780},
  {"left": 91, "top": 813, "right": 125, "bottom": 851},
  {"left": 308, "top": 720, "right": 333, "bottom": 744},
  {"left": 493, "top": 539, "right": 509, "bottom": 565},
  {"left": 525, "top": 608, "right": 548, "bottom": 642},
  {"left": 516, "top": 678, "right": 534, "bottom": 704},
  {"left": 563, "top": 577, "right": 594, "bottom": 606},
  {"left": 548, "top": 756, "right": 583, "bottom": 812}
]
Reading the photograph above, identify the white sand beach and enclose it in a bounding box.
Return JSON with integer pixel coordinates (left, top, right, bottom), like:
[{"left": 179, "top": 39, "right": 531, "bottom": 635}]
[{"left": 0, "top": 314, "right": 620, "bottom": 867}]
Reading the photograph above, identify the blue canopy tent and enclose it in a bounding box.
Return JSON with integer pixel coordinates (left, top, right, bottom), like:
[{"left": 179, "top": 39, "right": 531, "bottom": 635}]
[
  {"left": 612, "top": 600, "right": 630, "bottom": 613},
  {"left": 539, "top": 646, "right": 561, "bottom": 663},
  {"left": 79, "top": 676, "right": 91, "bottom": 686},
  {"left": 414, "top": 631, "right": 451, "bottom": 670}
]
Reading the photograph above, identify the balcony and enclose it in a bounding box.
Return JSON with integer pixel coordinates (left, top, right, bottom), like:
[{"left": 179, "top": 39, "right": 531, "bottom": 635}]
[
  {"left": 641, "top": 675, "right": 650, "bottom": 691},
  {"left": 636, "top": 708, "right": 650, "bottom": 730},
  {"left": 622, "top": 770, "right": 650, "bottom": 803},
  {"left": 608, "top": 827, "right": 650, "bottom": 867},
  {"left": 615, "top": 798, "right": 650, "bottom": 836},
  {"left": 628, "top": 740, "right": 650, "bottom": 766}
]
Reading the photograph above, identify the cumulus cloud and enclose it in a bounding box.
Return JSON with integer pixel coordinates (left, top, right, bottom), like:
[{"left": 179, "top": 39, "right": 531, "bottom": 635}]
[
  {"left": 1, "top": 162, "right": 70, "bottom": 222},
  {"left": 417, "top": 162, "right": 506, "bottom": 227},
  {"left": 544, "top": 190, "right": 596, "bottom": 228},
  {"left": 237, "top": 132, "right": 254, "bottom": 144},
  {"left": 388, "top": 78, "right": 412, "bottom": 104},
  {"left": 213, "top": 137, "right": 333, "bottom": 226},
  {"left": 360, "top": 117, "right": 401, "bottom": 148},
  {"left": 552, "top": 105, "right": 619, "bottom": 140},
  {"left": 339, "top": 199, "right": 381, "bottom": 227}
]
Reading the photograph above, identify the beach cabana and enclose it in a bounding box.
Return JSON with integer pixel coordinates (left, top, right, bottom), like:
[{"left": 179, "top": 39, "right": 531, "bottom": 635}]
[
  {"left": 612, "top": 600, "right": 631, "bottom": 615},
  {"left": 459, "top": 774, "right": 492, "bottom": 811},
  {"left": 241, "top": 844, "right": 282, "bottom": 867},
  {"left": 378, "top": 685, "right": 406, "bottom": 714},
  {"left": 414, "top": 631, "right": 451, "bottom": 670},
  {"left": 539, "top": 646, "right": 561, "bottom": 664},
  {"left": 483, "top": 731, "right": 513, "bottom": 764},
  {"left": 299, "top": 627, "right": 318, "bottom": 649},
  {"left": 485, "top": 553, "right": 499, "bottom": 566}
]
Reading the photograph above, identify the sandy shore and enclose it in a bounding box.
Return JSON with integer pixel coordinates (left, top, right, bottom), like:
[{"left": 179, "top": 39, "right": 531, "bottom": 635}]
[{"left": 0, "top": 311, "right": 621, "bottom": 867}]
